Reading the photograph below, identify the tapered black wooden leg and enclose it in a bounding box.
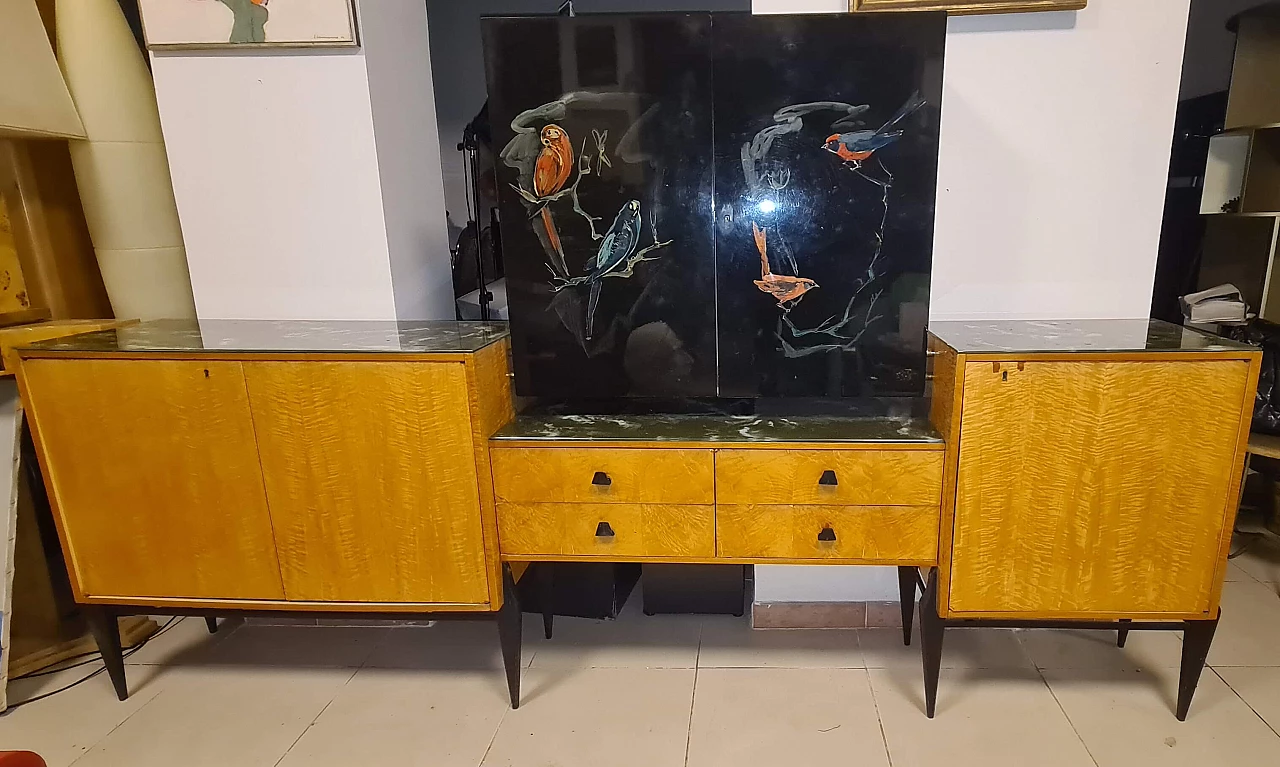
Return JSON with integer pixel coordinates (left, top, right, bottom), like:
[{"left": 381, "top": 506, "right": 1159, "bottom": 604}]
[
  {"left": 538, "top": 563, "right": 555, "bottom": 639},
  {"left": 1117, "top": 618, "right": 1130, "bottom": 648},
  {"left": 498, "top": 564, "right": 523, "bottom": 709},
  {"left": 919, "top": 568, "right": 945, "bottom": 718},
  {"left": 205, "top": 616, "right": 219, "bottom": 634},
  {"left": 1177, "top": 613, "right": 1220, "bottom": 721},
  {"left": 898, "top": 566, "right": 918, "bottom": 646},
  {"left": 84, "top": 606, "right": 128, "bottom": 701}
]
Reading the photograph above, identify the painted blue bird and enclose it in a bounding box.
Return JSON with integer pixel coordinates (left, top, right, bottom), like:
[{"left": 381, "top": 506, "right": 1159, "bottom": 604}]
[
  {"left": 823, "top": 93, "right": 925, "bottom": 166},
  {"left": 585, "top": 199, "right": 643, "bottom": 340}
]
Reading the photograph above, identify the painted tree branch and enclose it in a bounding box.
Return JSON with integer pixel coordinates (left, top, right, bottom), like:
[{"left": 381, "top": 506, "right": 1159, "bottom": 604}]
[
  {"left": 604, "top": 239, "right": 673, "bottom": 279},
  {"left": 779, "top": 155, "right": 894, "bottom": 354},
  {"left": 548, "top": 239, "right": 673, "bottom": 293}
]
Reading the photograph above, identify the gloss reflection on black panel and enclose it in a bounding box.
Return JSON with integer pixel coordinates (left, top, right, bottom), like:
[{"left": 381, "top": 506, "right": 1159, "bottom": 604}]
[
  {"left": 713, "top": 13, "right": 945, "bottom": 398},
  {"left": 483, "top": 15, "right": 716, "bottom": 399}
]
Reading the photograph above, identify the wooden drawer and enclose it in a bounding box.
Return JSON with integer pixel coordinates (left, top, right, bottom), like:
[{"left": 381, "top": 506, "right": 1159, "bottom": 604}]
[
  {"left": 715, "top": 449, "right": 942, "bottom": 505},
  {"left": 497, "top": 502, "right": 715, "bottom": 558},
  {"left": 717, "top": 504, "right": 939, "bottom": 562},
  {"left": 490, "top": 447, "right": 714, "bottom": 504}
]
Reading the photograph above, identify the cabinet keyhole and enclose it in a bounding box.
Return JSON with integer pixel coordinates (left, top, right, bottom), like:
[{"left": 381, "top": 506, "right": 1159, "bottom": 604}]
[{"left": 1002, "top": 371, "right": 1007, "bottom": 381}]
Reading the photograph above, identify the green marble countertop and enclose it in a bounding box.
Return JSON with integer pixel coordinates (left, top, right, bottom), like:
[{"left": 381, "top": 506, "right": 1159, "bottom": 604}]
[
  {"left": 929, "top": 319, "right": 1255, "bottom": 354},
  {"left": 492, "top": 414, "right": 942, "bottom": 444},
  {"left": 18, "top": 320, "right": 510, "bottom": 355}
]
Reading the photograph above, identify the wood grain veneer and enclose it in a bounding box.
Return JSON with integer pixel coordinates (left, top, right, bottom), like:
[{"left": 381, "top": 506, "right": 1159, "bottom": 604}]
[
  {"left": 490, "top": 447, "right": 714, "bottom": 505},
  {"left": 244, "top": 361, "right": 490, "bottom": 605},
  {"left": 949, "top": 359, "right": 1251, "bottom": 616},
  {"left": 19, "top": 359, "right": 285, "bottom": 601},
  {"left": 497, "top": 502, "right": 715, "bottom": 558}
]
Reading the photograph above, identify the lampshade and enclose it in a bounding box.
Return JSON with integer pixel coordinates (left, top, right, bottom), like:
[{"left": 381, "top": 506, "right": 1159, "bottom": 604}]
[{"left": 0, "top": 0, "right": 84, "bottom": 140}]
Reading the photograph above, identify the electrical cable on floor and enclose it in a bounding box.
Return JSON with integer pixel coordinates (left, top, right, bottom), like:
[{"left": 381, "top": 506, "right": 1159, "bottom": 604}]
[
  {"left": 3, "top": 617, "right": 183, "bottom": 712},
  {"left": 5, "top": 666, "right": 110, "bottom": 711},
  {"left": 13, "top": 617, "right": 181, "bottom": 680}
]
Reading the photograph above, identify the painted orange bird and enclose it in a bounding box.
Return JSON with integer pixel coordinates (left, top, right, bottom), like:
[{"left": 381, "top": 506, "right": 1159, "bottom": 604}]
[
  {"left": 533, "top": 124, "right": 574, "bottom": 274},
  {"left": 823, "top": 93, "right": 925, "bottom": 166},
  {"left": 752, "top": 223, "right": 817, "bottom": 306}
]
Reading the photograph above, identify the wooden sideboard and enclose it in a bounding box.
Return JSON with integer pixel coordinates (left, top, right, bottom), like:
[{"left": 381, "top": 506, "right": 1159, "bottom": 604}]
[
  {"left": 11, "top": 317, "right": 1261, "bottom": 721},
  {"left": 490, "top": 417, "right": 944, "bottom": 567},
  {"left": 13, "top": 320, "right": 522, "bottom": 704},
  {"left": 922, "top": 319, "right": 1260, "bottom": 719},
  {"left": 928, "top": 320, "right": 1258, "bottom": 621}
]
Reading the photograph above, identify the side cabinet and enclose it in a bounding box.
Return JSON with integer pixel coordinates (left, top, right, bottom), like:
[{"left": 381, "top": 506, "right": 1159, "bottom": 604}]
[
  {"left": 947, "top": 357, "right": 1252, "bottom": 617},
  {"left": 20, "top": 340, "right": 514, "bottom": 611},
  {"left": 244, "top": 361, "right": 490, "bottom": 605},
  {"left": 21, "top": 359, "right": 286, "bottom": 602}
]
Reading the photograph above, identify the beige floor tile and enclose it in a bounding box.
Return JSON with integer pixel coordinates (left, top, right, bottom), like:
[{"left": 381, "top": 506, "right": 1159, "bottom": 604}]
[
  {"left": 1224, "top": 561, "right": 1257, "bottom": 582},
  {"left": 870, "top": 667, "right": 1095, "bottom": 767},
  {"left": 529, "top": 612, "right": 701, "bottom": 669},
  {"left": 698, "top": 617, "right": 860, "bottom": 668},
  {"left": 61, "top": 665, "right": 348, "bottom": 767},
  {"left": 0, "top": 665, "right": 168, "bottom": 767},
  {"left": 1214, "top": 666, "right": 1280, "bottom": 731},
  {"left": 1231, "top": 538, "right": 1280, "bottom": 584},
  {"left": 480, "top": 667, "right": 694, "bottom": 767},
  {"left": 70, "top": 666, "right": 353, "bottom": 767},
  {"left": 124, "top": 616, "right": 242, "bottom": 666},
  {"left": 859, "top": 625, "right": 1032, "bottom": 670},
  {"left": 200, "top": 624, "right": 388, "bottom": 668},
  {"left": 1043, "top": 667, "right": 1280, "bottom": 766},
  {"left": 686, "top": 668, "right": 889, "bottom": 767},
  {"left": 365, "top": 620, "right": 538, "bottom": 670},
  {"left": 1018, "top": 628, "right": 1184, "bottom": 671},
  {"left": 277, "top": 668, "right": 508, "bottom": 767},
  {"left": 1207, "top": 579, "right": 1280, "bottom": 666}
]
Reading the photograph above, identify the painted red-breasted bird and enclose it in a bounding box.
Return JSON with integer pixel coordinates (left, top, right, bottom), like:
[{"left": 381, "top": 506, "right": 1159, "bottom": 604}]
[
  {"left": 823, "top": 93, "right": 925, "bottom": 165},
  {"left": 752, "top": 223, "right": 817, "bottom": 307},
  {"left": 533, "top": 124, "right": 574, "bottom": 275}
]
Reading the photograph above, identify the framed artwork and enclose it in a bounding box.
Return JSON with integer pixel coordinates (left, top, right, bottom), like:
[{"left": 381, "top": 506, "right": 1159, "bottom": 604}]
[
  {"left": 851, "top": 0, "right": 1086, "bottom": 13},
  {"left": 137, "top": 0, "right": 358, "bottom": 50},
  {"left": 485, "top": 12, "right": 945, "bottom": 400}
]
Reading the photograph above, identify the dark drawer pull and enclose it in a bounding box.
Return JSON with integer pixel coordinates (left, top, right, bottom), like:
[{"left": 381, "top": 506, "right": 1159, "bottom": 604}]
[
  {"left": 592, "top": 471, "right": 612, "bottom": 486},
  {"left": 817, "top": 526, "right": 837, "bottom": 542},
  {"left": 595, "top": 521, "right": 616, "bottom": 538},
  {"left": 819, "top": 470, "right": 838, "bottom": 486}
]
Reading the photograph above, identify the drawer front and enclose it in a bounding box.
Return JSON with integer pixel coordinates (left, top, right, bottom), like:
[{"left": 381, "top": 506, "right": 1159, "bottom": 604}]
[
  {"left": 491, "top": 447, "right": 714, "bottom": 504},
  {"left": 498, "top": 502, "right": 715, "bottom": 558},
  {"left": 717, "top": 504, "right": 939, "bottom": 562},
  {"left": 715, "top": 449, "right": 942, "bottom": 505}
]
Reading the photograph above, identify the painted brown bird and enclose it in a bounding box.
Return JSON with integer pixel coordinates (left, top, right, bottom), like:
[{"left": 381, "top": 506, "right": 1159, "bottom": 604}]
[
  {"left": 533, "top": 124, "right": 574, "bottom": 274},
  {"left": 752, "top": 223, "right": 817, "bottom": 306}
]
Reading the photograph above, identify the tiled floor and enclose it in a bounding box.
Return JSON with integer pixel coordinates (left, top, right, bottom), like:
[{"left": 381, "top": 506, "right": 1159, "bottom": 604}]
[{"left": 6, "top": 551, "right": 1280, "bottom": 766}]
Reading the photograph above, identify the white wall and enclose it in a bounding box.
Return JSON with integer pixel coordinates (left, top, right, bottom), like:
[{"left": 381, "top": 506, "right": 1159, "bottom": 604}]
[
  {"left": 363, "top": 0, "right": 455, "bottom": 320},
  {"left": 154, "top": 50, "right": 396, "bottom": 320},
  {"left": 752, "top": 0, "right": 1192, "bottom": 603},
  {"left": 930, "top": 1, "right": 1190, "bottom": 321},
  {"left": 154, "top": 0, "right": 453, "bottom": 321}
]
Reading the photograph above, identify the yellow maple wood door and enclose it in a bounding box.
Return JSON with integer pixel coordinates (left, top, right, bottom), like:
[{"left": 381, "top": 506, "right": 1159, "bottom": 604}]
[
  {"left": 21, "top": 359, "right": 285, "bottom": 601},
  {"left": 950, "top": 359, "right": 1249, "bottom": 617},
  {"left": 244, "top": 361, "right": 489, "bottom": 605}
]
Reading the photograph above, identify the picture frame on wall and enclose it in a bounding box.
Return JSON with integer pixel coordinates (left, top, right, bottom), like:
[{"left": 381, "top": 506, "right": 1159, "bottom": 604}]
[
  {"left": 851, "top": 0, "right": 1086, "bottom": 13},
  {"left": 137, "top": 0, "right": 359, "bottom": 50}
]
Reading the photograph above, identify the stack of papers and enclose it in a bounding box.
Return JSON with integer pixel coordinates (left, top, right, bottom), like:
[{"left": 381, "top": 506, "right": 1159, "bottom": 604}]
[{"left": 1181, "top": 284, "right": 1251, "bottom": 324}]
